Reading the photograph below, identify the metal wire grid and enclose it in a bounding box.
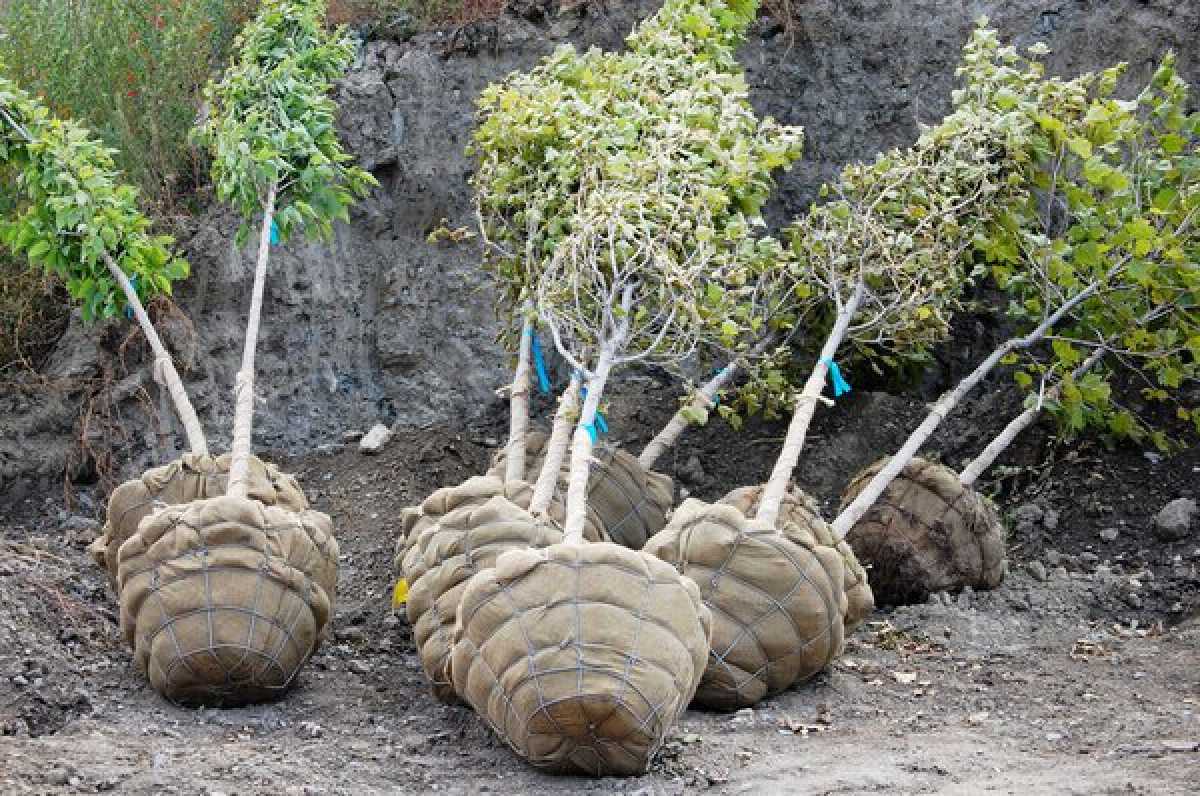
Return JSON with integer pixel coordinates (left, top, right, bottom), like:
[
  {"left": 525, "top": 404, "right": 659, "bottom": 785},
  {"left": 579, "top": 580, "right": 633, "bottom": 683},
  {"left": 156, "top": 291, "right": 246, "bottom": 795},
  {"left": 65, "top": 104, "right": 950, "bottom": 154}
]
[
  {"left": 453, "top": 548, "right": 705, "bottom": 776},
  {"left": 667, "top": 505, "right": 843, "bottom": 708},
  {"left": 120, "top": 503, "right": 334, "bottom": 706}
]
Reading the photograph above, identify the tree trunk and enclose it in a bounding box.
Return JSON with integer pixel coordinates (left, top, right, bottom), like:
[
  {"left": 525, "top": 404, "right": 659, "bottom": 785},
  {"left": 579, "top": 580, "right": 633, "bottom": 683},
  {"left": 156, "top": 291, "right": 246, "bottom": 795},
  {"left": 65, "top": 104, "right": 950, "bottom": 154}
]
[
  {"left": 639, "top": 363, "right": 738, "bottom": 470},
  {"left": 563, "top": 349, "right": 615, "bottom": 545},
  {"left": 830, "top": 277, "right": 1108, "bottom": 539},
  {"left": 757, "top": 282, "right": 864, "bottom": 527},
  {"left": 227, "top": 183, "right": 278, "bottom": 499},
  {"left": 529, "top": 373, "right": 582, "bottom": 516},
  {"left": 959, "top": 344, "right": 1108, "bottom": 487},
  {"left": 504, "top": 311, "right": 535, "bottom": 484},
  {"left": 103, "top": 252, "right": 208, "bottom": 456}
]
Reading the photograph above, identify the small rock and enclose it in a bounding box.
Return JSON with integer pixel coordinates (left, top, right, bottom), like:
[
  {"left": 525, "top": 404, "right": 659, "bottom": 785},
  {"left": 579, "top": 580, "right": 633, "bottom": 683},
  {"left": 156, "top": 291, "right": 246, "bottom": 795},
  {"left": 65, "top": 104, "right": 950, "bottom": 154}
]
[
  {"left": 359, "top": 423, "right": 393, "bottom": 454},
  {"left": 1013, "top": 503, "right": 1044, "bottom": 532},
  {"left": 1153, "top": 498, "right": 1196, "bottom": 542},
  {"left": 679, "top": 454, "right": 707, "bottom": 485},
  {"left": 300, "top": 721, "right": 323, "bottom": 739},
  {"left": 1027, "top": 561, "right": 1048, "bottom": 582},
  {"left": 1143, "top": 451, "right": 1163, "bottom": 465},
  {"left": 342, "top": 430, "right": 364, "bottom": 442},
  {"left": 1044, "top": 549, "right": 1062, "bottom": 567},
  {"left": 1077, "top": 552, "right": 1100, "bottom": 572},
  {"left": 1098, "top": 528, "right": 1120, "bottom": 543},
  {"left": 347, "top": 659, "right": 371, "bottom": 675}
]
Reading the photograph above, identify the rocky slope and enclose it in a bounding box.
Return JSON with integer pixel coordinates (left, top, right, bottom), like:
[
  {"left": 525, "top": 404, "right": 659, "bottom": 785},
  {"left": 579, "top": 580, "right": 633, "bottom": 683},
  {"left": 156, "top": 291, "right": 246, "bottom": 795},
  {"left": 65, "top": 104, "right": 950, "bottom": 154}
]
[{"left": 2, "top": 0, "right": 1198, "bottom": 502}]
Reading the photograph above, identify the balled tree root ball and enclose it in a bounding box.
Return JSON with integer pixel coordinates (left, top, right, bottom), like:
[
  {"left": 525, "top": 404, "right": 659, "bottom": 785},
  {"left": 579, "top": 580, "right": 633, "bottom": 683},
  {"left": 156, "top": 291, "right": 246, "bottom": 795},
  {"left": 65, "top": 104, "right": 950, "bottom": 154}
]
[
  {"left": 91, "top": 453, "right": 308, "bottom": 590},
  {"left": 404, "top": 494, "right": 564, "bottom": 702},
  {"left": 450, "top": 542, "right": 711, "bottom": 776},
  {"left": 488, "top": 431, "right": 673, "bottom": 549},
  {"left": 644, "top": 497, "right": 848, "bottom": 711},
  {"left": 395, "top": 474, "right": 603, "bottom": 580},
  {"left": 719, "top": 485, "right": 875, "bottom": 631},
  {"left": 116, "top": 495, "right": 338, "bottom": 707},
  {"left": 839, "top": 456, "right": 1006, "bottom": 606}
]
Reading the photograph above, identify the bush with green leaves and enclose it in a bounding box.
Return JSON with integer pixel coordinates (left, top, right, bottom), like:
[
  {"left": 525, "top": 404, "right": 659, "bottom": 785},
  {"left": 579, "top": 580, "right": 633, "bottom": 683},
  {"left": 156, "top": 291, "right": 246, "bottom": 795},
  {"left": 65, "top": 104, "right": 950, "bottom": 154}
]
[
  {"left": 0, "top": 69, "right": 207, "bottom": 453},
  {"left": 832, "top": 25, "right": 1198, "bottom": 539},
  {"left": 0, "top": 0, "right": 256, "bottom": 205},
  {"left": 193, "top": 0, "right": 376, "bottom": 497}
]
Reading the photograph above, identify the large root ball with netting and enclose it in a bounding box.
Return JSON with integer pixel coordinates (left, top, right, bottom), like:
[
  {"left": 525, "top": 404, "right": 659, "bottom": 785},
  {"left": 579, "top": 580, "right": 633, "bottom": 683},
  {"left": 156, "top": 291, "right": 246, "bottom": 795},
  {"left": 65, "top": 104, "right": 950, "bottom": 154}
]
[
  {"left": 404, "top": 493, "right": 563, "bottom": 702},
  {"left": 644, "top": 499, "right": 847, "bottom": 712},
  {"left": 90, "top": 453, "right": 307, "bottom": 589},
  {"left": 115, "top": 495, "right": 338, "bottom": 706},
  {"left": 720, "top": 486, "right": 874, "bottom": 631},
  {"left": 395, "top": 474, "right": 602, "bottom": 580},
  {"left": 450, "top": 542, "right": 711, "bottom": 776},
  {"left": 839, "top": 457, "right": 1006, "bottom": 606},
  {"left": 488, "top": 431, "right": 672, "bottom": 549}
]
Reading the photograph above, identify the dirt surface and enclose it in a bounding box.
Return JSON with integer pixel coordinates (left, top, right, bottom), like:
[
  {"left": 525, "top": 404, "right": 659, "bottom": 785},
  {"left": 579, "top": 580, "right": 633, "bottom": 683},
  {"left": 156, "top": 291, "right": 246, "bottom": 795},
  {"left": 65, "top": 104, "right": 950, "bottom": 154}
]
[{"left": 2, "top": 392, "right": 1197, "bottom": 794}]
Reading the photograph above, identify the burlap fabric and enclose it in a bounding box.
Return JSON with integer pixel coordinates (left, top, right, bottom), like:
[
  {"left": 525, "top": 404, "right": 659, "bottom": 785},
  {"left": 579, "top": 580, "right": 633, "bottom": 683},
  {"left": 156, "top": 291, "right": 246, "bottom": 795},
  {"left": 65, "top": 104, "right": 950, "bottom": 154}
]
[
  {"left": 395, "top": 474, "right": 603, "bottom": 579},
  {"left": 488, "top": 432, "right": 673, "bottom": 549},
  {"left": 116, "top": 495, "right": 338, "bottom": 706},
  {"left": 405, "top": 494, "right": 564, "bottom": 702},
  {"left": 839, "top": 456, "right": 1006, "bottom": 605},
  {"left": 720, "top": 485, "right": 874, "bottom": 631},
  {"left": 90, "top": 453, "right": 307, "bottom": 589},
  {"left": 644, "top": 499, "right": 847, "bottom": 711},
  {"left": 450, "top": 542, "right": 711, "bottom": 776}
]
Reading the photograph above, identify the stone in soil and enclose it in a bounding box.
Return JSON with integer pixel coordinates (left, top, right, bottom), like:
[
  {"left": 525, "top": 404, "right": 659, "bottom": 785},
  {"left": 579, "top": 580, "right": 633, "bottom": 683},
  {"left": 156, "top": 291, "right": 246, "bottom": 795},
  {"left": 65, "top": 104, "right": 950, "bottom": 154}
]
[{"left": 1153, "top": 498, "right": 1196, "bottom": 542}]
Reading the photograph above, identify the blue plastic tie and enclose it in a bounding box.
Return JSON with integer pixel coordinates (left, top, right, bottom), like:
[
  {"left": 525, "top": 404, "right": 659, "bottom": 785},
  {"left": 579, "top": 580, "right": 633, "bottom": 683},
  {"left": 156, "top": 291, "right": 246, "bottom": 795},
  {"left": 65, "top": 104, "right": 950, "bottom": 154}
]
[
  {"left": 529, "top": 330, "right": 551, "bottom": 395},
  {"left": 269, "top": 219, "right": 280, "bottom": 246},
  {"left": 581, "top": 423, "right": 598, "bottom": 443},
  {"left": 580, "top": 387, "right": 608, "bottom": 436},
  {"left": 821, "top": 357, "right": 851, "bottom": 397},
  {"left": 124, "top": 274, "right": 137, "bottom": 320}
]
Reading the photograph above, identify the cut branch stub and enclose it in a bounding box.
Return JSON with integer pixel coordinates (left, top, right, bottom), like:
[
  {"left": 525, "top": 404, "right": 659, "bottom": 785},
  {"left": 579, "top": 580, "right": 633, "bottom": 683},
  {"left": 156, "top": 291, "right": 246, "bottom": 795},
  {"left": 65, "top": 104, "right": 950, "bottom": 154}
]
[
  {"left": 643, "top": 497, "right": 847, "bottom": 711},
  {"left": 838, "top": 457, "right": 1006, "bottom": 606},
  {"left": 450, "top": 542, "right": 711, "bottom": 775}
]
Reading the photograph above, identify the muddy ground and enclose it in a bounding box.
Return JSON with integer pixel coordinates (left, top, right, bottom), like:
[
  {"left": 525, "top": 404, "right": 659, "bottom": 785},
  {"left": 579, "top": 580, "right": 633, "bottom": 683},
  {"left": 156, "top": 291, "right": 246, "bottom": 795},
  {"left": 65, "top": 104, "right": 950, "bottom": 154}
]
[{"left": 1, "top": 378, "right": 1197, "bottom": 795}]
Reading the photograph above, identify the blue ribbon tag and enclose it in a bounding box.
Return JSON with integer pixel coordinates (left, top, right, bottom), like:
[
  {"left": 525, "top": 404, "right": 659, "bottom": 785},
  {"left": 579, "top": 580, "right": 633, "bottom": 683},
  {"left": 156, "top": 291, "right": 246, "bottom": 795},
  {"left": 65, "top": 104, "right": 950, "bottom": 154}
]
[
  {"left": 529, "top": 330, "right": 551, "bottom": 395},
  {"left": 269, "top": 219, "right": 280, "bottom": 245},
  {"left": 125, "top": 274, "right": 138, "bottom": 319},
  {"left": 821, "top": 357, "right": 851, "bottom": 397},
  {"left": 580, "top": 387, "right": 608, "bottom": 436},
  {"left": 581, "top": 423, "right": 598, "bottom": 443}
]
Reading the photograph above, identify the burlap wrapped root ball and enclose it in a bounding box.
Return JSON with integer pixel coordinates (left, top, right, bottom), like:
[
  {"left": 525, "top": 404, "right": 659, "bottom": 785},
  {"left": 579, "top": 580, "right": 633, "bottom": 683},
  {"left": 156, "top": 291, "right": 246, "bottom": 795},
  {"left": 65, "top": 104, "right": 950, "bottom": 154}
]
[
  {"left": 404, "top": 491, "right": 565, "bottom": 702},
  {"left": 488, "top": 431, "right": 672, "bottom": 549},
  {"left": 90, "top": 453, "right": 308, "bottom": 589},
  {"left": 116, "top": 495, "right": 338, "bottom": 706},
  {"left": 644, "top": 498, "right": 848, "bottom": 712},
  {"left": 839, "top": 456, "right": 1006, "bottom": 606},
  {"left": 451, "top": 542, "right": 712, "bottom": 776},
  {"left": 720, "top": 485, "right": 874, "bottom": 631},
  {"left": 395, "top": 474, "right": 603, "bottom": 580}
]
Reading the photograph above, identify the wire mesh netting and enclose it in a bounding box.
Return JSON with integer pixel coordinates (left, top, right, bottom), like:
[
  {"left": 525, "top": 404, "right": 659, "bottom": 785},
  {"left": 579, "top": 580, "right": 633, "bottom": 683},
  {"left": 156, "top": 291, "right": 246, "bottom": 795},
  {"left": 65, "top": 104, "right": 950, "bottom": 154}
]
[
  {"left": 643, "top": 498, "right": 847, "bottom": 711},
  {"left": 450, "top": 542, "right": 711, "bottom": 776},
  {"left": 488, "top": 431, "right": 673, "bottom": 549},
  {"left": 405, "top": 494, "right": 563, "bottom": 702},
  {"left": 90, "top": 453, "right": 308, "bottom": 589},
  {"left": 840, "top": 456, "right": 1006, "bottom": 605},
  {"left": 115, "top": 494, "right": 338, "bottom": 707},
  {"left": 720, "top": 485, "right": 875, "bottom": 631}
]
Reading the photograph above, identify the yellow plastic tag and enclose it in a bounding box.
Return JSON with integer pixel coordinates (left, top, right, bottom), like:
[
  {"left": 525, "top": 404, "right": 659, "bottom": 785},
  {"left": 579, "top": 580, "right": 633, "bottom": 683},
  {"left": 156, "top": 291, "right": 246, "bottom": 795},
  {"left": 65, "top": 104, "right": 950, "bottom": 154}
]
[{"left": 392, "top": 578, "right": 409, "bottom": 607}]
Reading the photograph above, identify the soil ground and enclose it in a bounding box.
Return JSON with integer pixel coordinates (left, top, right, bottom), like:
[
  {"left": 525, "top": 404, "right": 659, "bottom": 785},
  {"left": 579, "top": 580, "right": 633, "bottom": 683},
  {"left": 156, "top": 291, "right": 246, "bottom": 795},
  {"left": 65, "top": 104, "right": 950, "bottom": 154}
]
[{"left": 1, "top": 385, "right": 1198, "bottom": 795}]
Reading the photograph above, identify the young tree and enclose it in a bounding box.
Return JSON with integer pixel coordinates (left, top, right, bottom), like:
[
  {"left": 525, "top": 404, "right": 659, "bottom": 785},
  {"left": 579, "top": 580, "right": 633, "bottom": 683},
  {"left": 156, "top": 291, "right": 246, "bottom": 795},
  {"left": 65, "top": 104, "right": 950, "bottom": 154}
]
[
  {"left": 193, "top": 0, "right": 376, "bottom": 498},
  {"left": 0, "top": 72, "right": 205, "bottom": 454},
  {"left": 832, "top": 38, "right": 1199, "bottom": 541}
]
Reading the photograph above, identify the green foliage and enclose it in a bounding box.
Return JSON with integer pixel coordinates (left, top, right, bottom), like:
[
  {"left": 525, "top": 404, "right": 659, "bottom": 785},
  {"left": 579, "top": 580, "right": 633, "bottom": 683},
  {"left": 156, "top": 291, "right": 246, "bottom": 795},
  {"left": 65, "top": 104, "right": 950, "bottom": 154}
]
[
  {"left": 471, "top": 0, "right": 803, "bottom": 359},
  {"left": 0, "top": 0, "right": 257, "bottom": 205},
  {"left": 194, "top": 0, "right": 377, "bottom": 245},
  {"left": 965, "top": 25, "right": 1199, "bottom": 445},
  {"left": 0, "top": 71, "right": 189, "bottom": 324}
]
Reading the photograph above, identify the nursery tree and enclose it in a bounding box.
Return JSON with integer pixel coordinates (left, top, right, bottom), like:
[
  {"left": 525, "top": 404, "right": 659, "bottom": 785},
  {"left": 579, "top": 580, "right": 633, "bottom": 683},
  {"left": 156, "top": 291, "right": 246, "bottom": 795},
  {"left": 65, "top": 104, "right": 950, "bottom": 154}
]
[
  {"left": 0, "top": 71, "right": 206, "bottom": 454},
  {"left": 472, "top": 0, "right": 804, "bottom": 507},
  {"left": 832, "top": 34, "right": 1199, "bottom": 538},
  {"left": 194, "top": 0, "right": 376, "bottom": 497},
  {"left": 753, "top": 94, "right": 1019, "bottom": 526}
]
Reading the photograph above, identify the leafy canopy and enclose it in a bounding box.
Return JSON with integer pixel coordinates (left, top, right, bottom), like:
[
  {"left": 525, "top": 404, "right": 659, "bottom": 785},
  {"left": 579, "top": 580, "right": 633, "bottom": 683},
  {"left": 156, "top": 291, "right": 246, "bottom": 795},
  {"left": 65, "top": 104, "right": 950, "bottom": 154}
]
[
  {"left": 967, "top": 27, "right": 1199, "bottom": 446},
  {"left": 194, "top": 0, "right": 377, "bottom": 244},
  {"left": 0, "top": 70, "right": 188, "bottom": 323},
  {"left": 471, "top": 0, "right": 803, "bottom": 356}
]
